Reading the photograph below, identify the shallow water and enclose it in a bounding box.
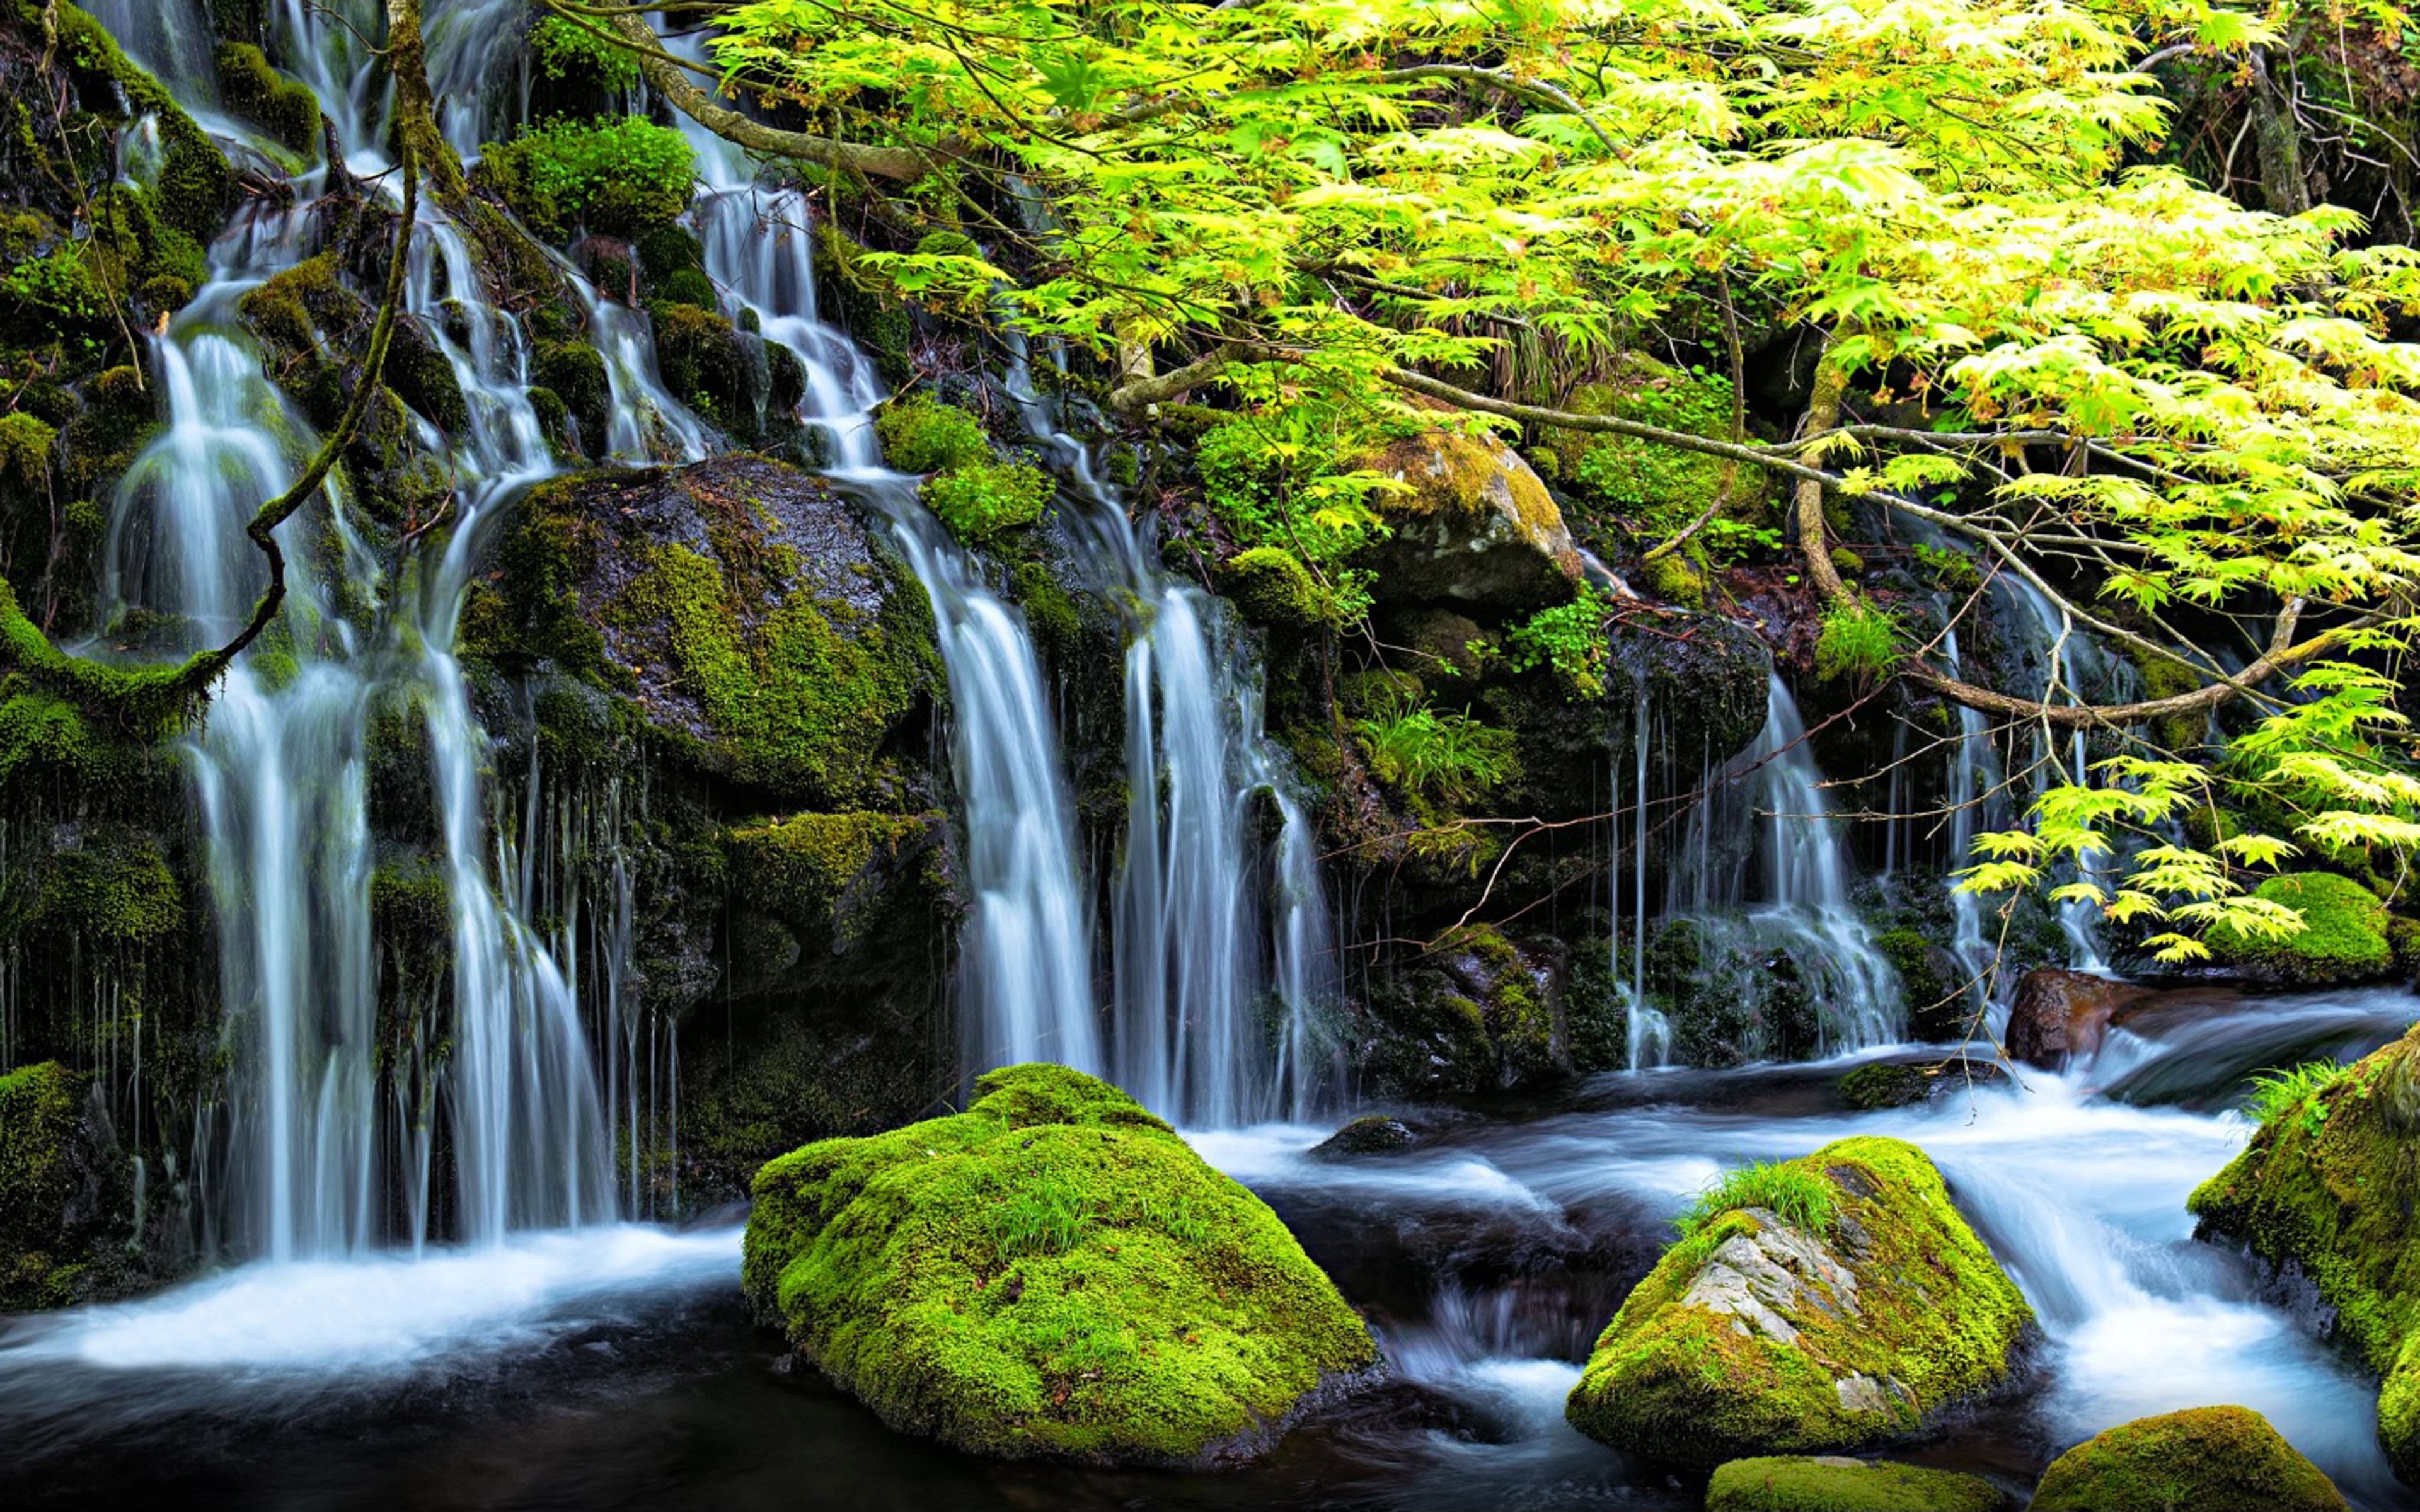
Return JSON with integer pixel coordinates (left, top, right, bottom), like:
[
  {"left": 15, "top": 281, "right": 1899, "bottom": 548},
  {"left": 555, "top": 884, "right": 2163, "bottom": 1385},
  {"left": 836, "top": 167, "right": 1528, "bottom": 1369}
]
[{"left": 5, "top": 987, "right": 2415, "bottom": 1509}]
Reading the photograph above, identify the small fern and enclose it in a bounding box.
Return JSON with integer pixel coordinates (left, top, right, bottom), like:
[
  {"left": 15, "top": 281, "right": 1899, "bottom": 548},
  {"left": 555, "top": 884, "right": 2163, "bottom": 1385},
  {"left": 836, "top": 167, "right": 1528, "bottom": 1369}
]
[{"left": 2245, "top": 1060, "right": 2353, "bottom": 1135}]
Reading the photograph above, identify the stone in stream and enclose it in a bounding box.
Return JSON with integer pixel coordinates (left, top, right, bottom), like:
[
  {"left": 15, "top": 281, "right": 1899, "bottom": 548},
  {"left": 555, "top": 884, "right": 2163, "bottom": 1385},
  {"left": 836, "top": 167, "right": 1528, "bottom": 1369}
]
[
  {"left": 1704, "top": 1455, "right": 2007, "bottom": 1511},
  {"left": 2003, "top": 968, "right": 2151, "bottom": 1068},
  {"left": 1836, "top": 1058, "right": 2006, "bottom": 1111},
  {"left": 2190, "top": 1019, "right": 2420, "bottom": 1486},
  {"left": 2026, "top": 1406, "right": 2344, "bottom": 1511},
  {"left": 741, "top": 1063, "right": 1378, "bottom": 1465},
  {"left": 1308, "top": 1114, "right": 1418, "bottom": 1159},
  {"left": 1563, "top": 1136, "right": 2033, "bottom": 1466}
]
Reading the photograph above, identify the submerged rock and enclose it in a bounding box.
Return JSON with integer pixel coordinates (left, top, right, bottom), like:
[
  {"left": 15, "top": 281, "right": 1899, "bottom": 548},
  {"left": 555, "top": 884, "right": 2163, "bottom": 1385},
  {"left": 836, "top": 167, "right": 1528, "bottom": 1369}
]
[
  {"left": 1354, "top": 427, "right": 1581, "bottom": 611},
  {"left": 2004, "top": 968, "right": 2150, "bottom": 1068},
  {"left": 2189, "top": 1021, "right": 2420, "bottom": 1482},
  {"left": 1310, "top": 1116, "right": 1417, "bottom": 1159},
  {"left": 1564, "top": 1136, "right": 2031, "bottom": 1465},
  {"left": 1837, "top": 1058, "right": 2005, "bottom": 1112},
  {"left": 1705, "top": 1455, "right": 2006, "bottom": 1511},
  {"left": 742, "top": 1063, "right": 1378, "bottom": 1465},
  {"left": 2027, "top": 1406, "right": 2344, "bottom": 1511}
]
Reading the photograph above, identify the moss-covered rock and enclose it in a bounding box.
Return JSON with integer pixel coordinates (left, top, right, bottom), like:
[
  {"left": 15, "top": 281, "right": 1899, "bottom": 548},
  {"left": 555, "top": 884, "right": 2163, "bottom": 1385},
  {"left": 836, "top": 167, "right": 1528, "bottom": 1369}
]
[
  {"left": 473, "top": 114, "right": 695, "bottom": 241},
  {"left": 2189, "top": 1021, "right": 2420, "bottom": 1481},
  {"left": 463, "top": 454, "right": 941, "bottom": 807},
  {"left": 2027, "top": 1406, "right": 2343, "bottom": 1511},
  {"left": 1310, "top": 1115, "right": 1417, "bottom": 1159},
  {"left": 0, "top": 1060, "right": 132, "bottom": 1310},
  {"left": 2210, "top": 872, "right": 2395, "bottom": 987},
  {"left": 213, "top": 42, "right": 320, "bottom": 152},
  {"left": 1704, "top": 1455, "right": 2005, "bottom": 1511},
  {"left": 51, "top": 3, "right": 231, "bottom": 243},
  {"left": 1565, "top": 1136, "right": 2032, "bottom": 1465},
  {"left": 1837, "top": 1058, "right": 2005, "bottom": 1111},
  {"left": 742, "top": 1063, "right": 1378, "bottom": 1465},
  {"left": 1352, "top": 426, "right": 1581, "bottom": 612}
]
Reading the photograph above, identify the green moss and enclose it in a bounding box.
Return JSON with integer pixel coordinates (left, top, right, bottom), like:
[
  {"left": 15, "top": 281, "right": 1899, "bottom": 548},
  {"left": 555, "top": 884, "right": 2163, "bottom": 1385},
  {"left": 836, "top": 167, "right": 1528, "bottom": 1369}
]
[
  {"left": 1009, "top": 560, "right": 1082, "bottom": 657},
  {"left": 52, "top": 3, "right": 231, "bottom": 241},
  {"left": 652, "top": 266, "right": 717, "bottom": 310},
  {"left": 1814, "top": 598, "right": 1902, "bottom": 687},
  {"left": 214, "top": 42, "right": 320, "bottom": 152},
  {"left": 38, "top": 832, "right": 181, "bottom": 942},
  {"left": 1840, "top": 1062, "right": 1927, "bottom": 1111},
  {"left": 1642, "top": 550, "right": 1707, "bottom": 608},
  {"left": 875, "top": 394, "right": 990, "bottom": 474},
  {"left": 0, "top": 1062, "right": 90, "bottom": 1309},
  {"left": 2136, "top": 651, "right": 2209, "bottom": 753},
  {"left": 1705, "top": 1456, "right": 2006, "bottom": 1511},
  {"left": 613, "top": 541, "right": 924, "bottom": 799},
  {"left": 2028, "top": 1406, "right": 2343, "bottom": 1511},
  {"left": 1547, "top": 357, "right": 1761, "bottom": 525},
  {"left": 529, "top": 14, "right": 642, "bottom": 91},
  {"left": 534, "top": 341, "right": 609, "bottom": 457},
  {"left": 637, "top": 226, "right": 705, "bottom": 282},
  {"left": 1219, "top": 547, "right": 1330, "bottom": 631},
  {"left": 2189, "top": 1021, "right": 2420, "bottom": 1479},
  {"left": 475, "top": 115, "right": 694, "bottom": 241},
  {"left": 725, "top": 811, "right": 931, "bottom": 931},
  {"left": 2210, "top": 873, "right": 2393, "bottom": 984},
  {"left": 1565, "top": 1136, "right": 2032, "bottom": 1465},
  {"left": 743, "top": 1063, "right": 1376, "bottom": 1465}
]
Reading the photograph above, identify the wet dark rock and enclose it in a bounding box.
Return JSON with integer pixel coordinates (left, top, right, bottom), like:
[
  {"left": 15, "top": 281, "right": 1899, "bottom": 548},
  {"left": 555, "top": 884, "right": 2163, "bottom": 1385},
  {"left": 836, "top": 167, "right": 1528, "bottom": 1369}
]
[
  {"left": 1837, "top": 1057, "right": 2007, "bottom": 1111},
  {"left": 1354, "top": 429, "right": 1581, "bottom": 612},
  {"left": 1310, "top": 1116, "right": 1417, "bottom": 1160},
  {"left": 2005, "top": 969, "right": 2152, "bottom": 1068}
]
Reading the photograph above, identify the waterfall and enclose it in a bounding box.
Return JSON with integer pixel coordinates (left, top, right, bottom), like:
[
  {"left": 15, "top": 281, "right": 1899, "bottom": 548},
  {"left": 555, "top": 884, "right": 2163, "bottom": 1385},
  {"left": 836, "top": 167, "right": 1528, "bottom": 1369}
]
[
  {"left": 1615, "top": 674, "right": 1670, "bottom": 1068},
  {"left": 1652, "top": 674, "right": 1903, "bottom": 1056},
  {"left": 669, "top": 107, "right": 1104, "bottom": 1083}
]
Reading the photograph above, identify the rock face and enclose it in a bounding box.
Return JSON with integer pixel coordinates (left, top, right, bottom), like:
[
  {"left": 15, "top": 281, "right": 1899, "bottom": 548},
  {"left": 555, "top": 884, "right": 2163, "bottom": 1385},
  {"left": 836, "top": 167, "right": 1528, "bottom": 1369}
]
[
  {"left": 742, "top": 1063, "right": 1378, "bottom": 1465},
  {"left": 0, "top": 1062, "right": 134, "bottom": 1310},
  {"left": 2027, "top": 1406, "right": 2344, "bottom": 1511},
  {"left": 1705, "top": 1455, "right": 2006, "bottom": 1511},
  {"left": 2005, "top": 968, "right": 2150, "bottom": 1068},
  {"left": 2189, "top": 1021, "right": 2420, "bottom": 1484},
  {"left": 1356, "top": 428, "right": 1581, "bottom": 611},
  {"left": 1564, "top": 1137, "right": 2032, "bottom": 1465}
]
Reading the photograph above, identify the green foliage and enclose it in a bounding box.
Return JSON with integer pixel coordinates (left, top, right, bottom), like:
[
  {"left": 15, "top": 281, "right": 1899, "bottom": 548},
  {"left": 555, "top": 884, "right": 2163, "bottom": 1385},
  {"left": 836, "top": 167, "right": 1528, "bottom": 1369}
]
[
  {"left": 2246, "top": 1060, "right": 2356, "bottom": 1134},
  {"left": 1565, "top": 1137, "right": 2032, "bottom": 1465},
  {"left": 1351, "top": 696, "right": 1519, "bottom": 806},
  {"left": 1913, "top": 542, "right": 1983, "bottom": 595},
  {"left": 1196, "top": 408, "right": 1385, "bottom": 628},
  {"left": 1676, "top": 1160, "right": 1837, "bottom": 1239},
  {"left": 1705, "top": 1456, "right": 2007, "bottom": 1512},
  {"left": 924, "top": 460, "right": 1052, "bottom": 540},
  {"left": 1555, "top": 362, "right": 1753, "bottom": 529},
  {"left": 2027, "top": 1406, "right": 2346, "bottom": 1511},
  {"left": 0, "top": 1062, "right": 91, "bottom": 1310},
  {"left": 530, "top": 14, "right": 642, "bottom": 90},
  {"left": 1813, "top": 598, "right": 1901, "bottom": 686},
  {"left": 741, "top": 1063, "right": 1377, "bottom": 1463},
  {"left": 477, "top": 115, "right": 694, "bottom": 240},
  {"left": 1501, "top": 590, "right": 1613, "bottom": 699}
]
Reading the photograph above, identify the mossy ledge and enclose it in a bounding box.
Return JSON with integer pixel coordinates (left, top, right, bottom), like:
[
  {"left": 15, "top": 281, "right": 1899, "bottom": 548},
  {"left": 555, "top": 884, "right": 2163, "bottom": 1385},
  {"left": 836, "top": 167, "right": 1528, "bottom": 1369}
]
[
  {"left": 742, "top": 1063, "right": 1379, "bottom": 1466},
  {"left": 2188, "top": 1019, "right": 2420, "bottom": 1481},
  {"left": 1704, "top": 1455, "right": 2007, "bottom": 1511},
  {"left": 2027, "top": 1406, "right": 2344, "bottom": 1511},
  {"left": 1564, "top": 1135, "right": 2033, "bottom": 1466}
]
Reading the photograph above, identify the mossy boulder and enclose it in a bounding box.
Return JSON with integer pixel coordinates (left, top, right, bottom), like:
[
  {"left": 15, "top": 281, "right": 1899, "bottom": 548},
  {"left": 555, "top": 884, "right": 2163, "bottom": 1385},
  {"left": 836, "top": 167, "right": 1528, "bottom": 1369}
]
[
  {"left": 742, "top": 1063, "right": 1378, "bottom": 1465},
  {"left": 1705, "top": 1455, "right": 2005, "bottom": 1511},
  {"left": 2189, "top": 1021, "right": 2420, "bottom": 1481},
  {"left": 1310, "top": 1115, "right": 1417, "bottom": 1159},
  {"left": 1352, "top": 426, "right": 1581, "bottom": 612},
  {"left": 2027, "top": 1406, "right": 2343, "bottom": 1511},
  {"left": 213, "top": 42, "right": 320, "bottom": 152},
  {"left": 1219, "top": 546, "right": 1330, "bottom": 631},
  {"left": 473, "top": 114, "right": 696, "bottom": 241},
  {"left": 1838, "top": 1058, "right": 2005, "bottom": 1112},
  {"left": 462, "top": 455, "right": 942, "bottom": 807},
  {"left": 2210, "top": 872, "right": 2395, "bottom": 987},
  {"left": 1564, "top": 1136, "right": 2032, "bottom": 1465}
]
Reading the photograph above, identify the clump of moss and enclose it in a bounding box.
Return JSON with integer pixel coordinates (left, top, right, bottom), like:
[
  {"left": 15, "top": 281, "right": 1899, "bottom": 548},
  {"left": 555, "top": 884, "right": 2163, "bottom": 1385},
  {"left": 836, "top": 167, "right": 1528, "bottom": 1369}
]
[
  {"left": 2135, "top": 651, "right": 2210, "bottom": 753},
  {"left": 2190, "top": 1021, "right": 2420, "bottom": 1480},
  {"left": 534, "top": 340, "right": 609, "bottom": 456},
  {"left": 37, "top": 832, "right": 182, "bottom": 942},
  {"left": 1547, "top": 357, "right": 1749, "bottom": 520},
  {"left": 52, "top": 3, "right": 231, "bottom": 241},
  {"left": 1706, "top": 1455, "right": 2007, "bottom": 1511},
  {"left": 529, "top": 14, "right": 642, "bottom": 92},
  {"left": 2210, "top": 872, "right": 2394, "bottom": 985},
  {"left": 214, "top": 43, "right": 321, "bottom": 152},
  {"left": 475, "top": 115, "right": 694, "bottom": 241},
  {"left": 1219, "top": 546, "right": 1332, "bottom": 631},
  {"left": 725, "top": 811, "right": 932, "bottom": 941},
  {"left": 875, "top": 393, "right": 990, "bottom": 474},
  {"left": 2028, "top": 1406, "right": 2343, "bottom": 1511},
  {"left": 0, "top": 1062, "right": 112, "bottom": 1310},
  {"left": 1565, "top": 1136, "right": 2032, "bottom": 1465},
  {"left": 744, "top": 1063, "right": 1377, "bottom": 1465},
  {"left": 651, "top": 301, "right": 754, "bottom": 430},
  {"left": 873, "top": 394, "right": 1051, "bottom": 541}
]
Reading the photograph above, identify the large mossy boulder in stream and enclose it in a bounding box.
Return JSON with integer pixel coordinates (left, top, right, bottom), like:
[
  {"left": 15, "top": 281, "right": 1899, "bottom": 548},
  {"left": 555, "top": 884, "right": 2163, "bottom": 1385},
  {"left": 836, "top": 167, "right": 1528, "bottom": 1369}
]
[
  {"left": 742, "top": 1063, "right": 1378, "bottom": 1465},
  {"left": 2027, "top": 1406, "right": 2344, "bottom": 1511},
  {"left": 460, "top": 454, "right": 942, "bottom": 806},
  {"left": 1704, "top": 1455, "right": 2005, "bottom": 1511},
  {"left": 2208, "top": 872, "right": 2396, "bottom": 987},
  {"left": 1564, "top": 1137, "right": 2032, "bottom": 1466},
  {"left": 2189, "top": 1021, "right": 2420, "bottom": 1482}
]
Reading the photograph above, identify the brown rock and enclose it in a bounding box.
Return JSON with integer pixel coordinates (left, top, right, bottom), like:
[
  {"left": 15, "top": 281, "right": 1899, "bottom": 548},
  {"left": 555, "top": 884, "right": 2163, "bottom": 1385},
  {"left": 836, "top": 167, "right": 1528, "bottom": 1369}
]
[
  {"left": 1354, "top": 428, "right": 1581, "bottom": 610},
  {"left": 2005, "top": 968, "right": 2152, "bottom": 1068}
]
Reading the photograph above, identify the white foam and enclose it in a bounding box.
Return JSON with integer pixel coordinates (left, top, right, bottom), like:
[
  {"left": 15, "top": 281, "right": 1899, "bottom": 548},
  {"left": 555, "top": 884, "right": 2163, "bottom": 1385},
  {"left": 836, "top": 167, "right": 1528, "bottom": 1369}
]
[{"left": 5, "top": 1225, "right": 740, "bottom": 1377}]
